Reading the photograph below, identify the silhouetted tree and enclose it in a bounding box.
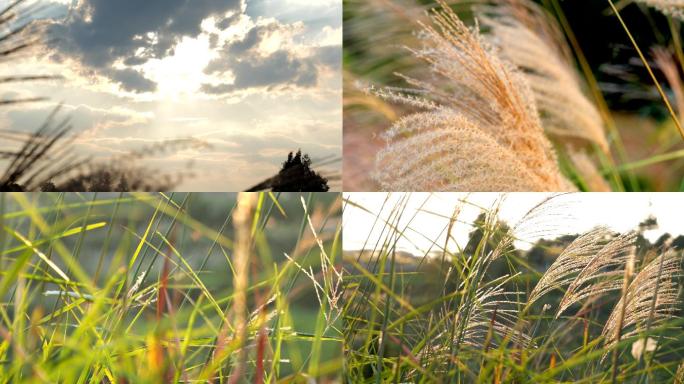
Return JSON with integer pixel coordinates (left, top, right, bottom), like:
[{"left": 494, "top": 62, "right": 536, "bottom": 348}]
[
  {"left": 463, "top": 212, "right": 512, "bottom": 257},
  {"left": 46, "top": 166, "right": 175, "bottom": 192},
  {"left": 246, "top": 149, "right": 330, "bottom": 192},
  {"left": 273, "top": 150, "right": 329, "bottom": 192},
  {"left": 638, "top": 215, "right": 658, "bottom": 232},
  {"left": 0, "top": 183, "right": 25, "bottom": 192}
]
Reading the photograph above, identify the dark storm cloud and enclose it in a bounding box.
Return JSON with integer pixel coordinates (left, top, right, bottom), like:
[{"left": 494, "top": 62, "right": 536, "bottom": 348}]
[
  {"left": 226, "top": 23, "right": 279, "bottom": 55},
  {"left": 48, "top": 0, "right": 243, "bottom": 92},
  {"left": 201, "top": 21, "right": 338, "bottom": 95}
]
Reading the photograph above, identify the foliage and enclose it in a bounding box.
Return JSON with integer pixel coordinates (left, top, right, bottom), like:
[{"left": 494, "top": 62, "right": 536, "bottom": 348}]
[
  {"left": 343, "top": 194, "right": 684, "bottom": 383},
  {"left": 0, "top": 192, "right": 343, "bottom": 382},
  {"left": 247, "top": 150, "right": 331, "bottom": 192}
]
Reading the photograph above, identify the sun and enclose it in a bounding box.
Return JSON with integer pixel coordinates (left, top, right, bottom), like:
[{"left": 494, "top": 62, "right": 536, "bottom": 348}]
[{"left": 139, "top": 35, "right": 217, "bottom": 101}]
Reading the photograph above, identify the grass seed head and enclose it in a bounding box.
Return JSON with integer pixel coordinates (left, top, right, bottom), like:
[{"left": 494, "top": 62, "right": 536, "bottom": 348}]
[{"left": 373, "top": 0, "right": 572, "bottom": 191}]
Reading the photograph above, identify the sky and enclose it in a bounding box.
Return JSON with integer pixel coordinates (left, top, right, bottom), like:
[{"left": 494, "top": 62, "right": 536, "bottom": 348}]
[
  {"left": 0, "top": 0, "right": 341, "bottom": 190},
  {"left": 343, "top": 193, "right": 684, "bottom": 254}
]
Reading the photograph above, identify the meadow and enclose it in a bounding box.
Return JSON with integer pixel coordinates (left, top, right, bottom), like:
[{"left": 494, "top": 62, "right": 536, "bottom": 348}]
[
  {"left": 342, "top": 193, "right": 684, "bottom": 383},
  {"left": 0, "top": 192, "right": 342, "bottom": 382}
]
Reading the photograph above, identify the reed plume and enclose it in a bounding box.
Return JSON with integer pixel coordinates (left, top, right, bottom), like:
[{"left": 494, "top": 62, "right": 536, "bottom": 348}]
[
  {"left": 653, "top": 47, "right": 684, "bottom": 119},
  {"left": 456, "top": 274, "right": 531, "bottom": 350},
  {"left": 528, "top": 226, "right": 614, "bottom": 305},
  {"left": 601, "top": 250, "right": 681, "bottom": 351},
  {"left": 556, "top": 232, "right": 637, "bottom": 318},
  {"left": 373, "top": 0, "right": 572, "bottom": 191},
  {"left": 477, "top": 2, "right": 610, "bottom": 153},
  {"left": 676, "top": 360, "right": 684, "bottom": 384},
  {"left": 0, "top": 0, "right": 57, "bottom": 106}
]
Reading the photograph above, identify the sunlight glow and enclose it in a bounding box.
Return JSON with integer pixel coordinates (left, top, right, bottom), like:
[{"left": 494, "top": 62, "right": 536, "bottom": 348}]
[
  {"left": 141, "top": 36, "right": 216, "bottom": 101},
  {"left": 343, "top": 193, "right": 684, "bottom": 254}
]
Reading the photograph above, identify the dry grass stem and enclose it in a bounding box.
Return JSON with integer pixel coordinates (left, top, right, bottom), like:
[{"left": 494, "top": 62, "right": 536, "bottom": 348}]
[
  {"left": 226, "top": 192, "right": 257, "bottom": 383},
  {"left": 459, "top": 274, "right": 531, "bottom": 349},
  {"left": 568, "top": 151, "right": 612, "bottom": 191}
]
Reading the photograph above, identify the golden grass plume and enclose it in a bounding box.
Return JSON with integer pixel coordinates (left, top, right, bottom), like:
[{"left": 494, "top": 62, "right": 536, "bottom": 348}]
[
  {"left": 373, "top": 0, "right": 572, "bottom": 191},
  {"left": 477, "top": 2, "right": 609, "bottom": 153}
]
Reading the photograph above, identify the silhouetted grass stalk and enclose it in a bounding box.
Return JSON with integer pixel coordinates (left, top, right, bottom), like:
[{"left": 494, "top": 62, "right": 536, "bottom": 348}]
[{"left": 607, "top": 0, "right": 684, "bottom": 140}]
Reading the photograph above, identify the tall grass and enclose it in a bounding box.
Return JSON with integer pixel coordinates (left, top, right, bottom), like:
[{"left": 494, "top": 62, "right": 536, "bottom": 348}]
[
  {"left": 0, "top": 192, "right": 342, "bottom": 382},
  {"left": 344, "top": 0, "right": 684, "bottom": 191},
  {"left": 343, "top": 193, "right": 683, "bottom": 383}
]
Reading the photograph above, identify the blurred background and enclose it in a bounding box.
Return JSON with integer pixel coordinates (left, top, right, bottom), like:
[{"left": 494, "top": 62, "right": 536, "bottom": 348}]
[{"left": 0, "top": 192, "right": 342, "bottom": 381}]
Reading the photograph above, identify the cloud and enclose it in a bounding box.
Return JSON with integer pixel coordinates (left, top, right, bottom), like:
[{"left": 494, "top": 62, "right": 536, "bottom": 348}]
[
  {"left": 47, "top": 0, "right": 244, "bottom": 92},
  {"left": 201, "top": 20, "right": 339, "bottom": 94},
  {"left": 202, "top": 50, "right": 318, "bottom": 94},
  {"left": 106, "top": 68, "right": 157, "bottom": 93},
  {"left": 313, "top": 45, "right": 342, "bottom": 70},
  {"left": 0, "top": 103, "right": 150, "bottom": 138}
]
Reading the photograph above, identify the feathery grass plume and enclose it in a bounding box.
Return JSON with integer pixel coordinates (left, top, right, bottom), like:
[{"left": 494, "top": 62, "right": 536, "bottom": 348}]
[
  {"left": 447, "top": 205, "right": 531, "bottom": 358},
  {"left": 373, "top": 0, "right": 572, "bottom": 191},
  {"left": 610, "top": 246, "right": 636, "bottom": 381},
  {"left": 454, "top": 273, "right": 531, "bottom": 350},
  {"left": 556, "top": 231, "right": 637, "bottom": 318},
  {"left": 601, "top": 250, "right": 681, "bottom": 351},
  {"left": 528, "top": 226, "right": 614, "bottom": 305},
  {"left": 509, "top": 193, "right": 579, "bottom": 247},
  {"left": 653, "top": 47, "right": 684, "bottom": 119},
  {"left": 0, "top": 0, "right": 77, "bottom": 191},
  {"left": 477, "top": 1, "right": 610, "bottom": 153},
  {"left": 0, "top": 110, "right": 78, "bottom": 190},
  {"left": 637, "top": 0, "right": 684, "bottom": 20}
]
